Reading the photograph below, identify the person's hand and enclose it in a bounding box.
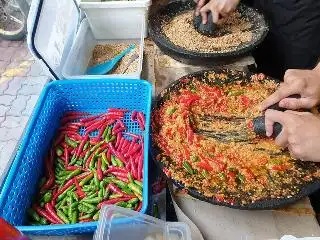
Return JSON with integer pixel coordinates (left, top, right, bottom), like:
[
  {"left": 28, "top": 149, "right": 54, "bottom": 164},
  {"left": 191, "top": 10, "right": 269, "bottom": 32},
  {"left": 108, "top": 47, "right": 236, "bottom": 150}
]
[
  {"left": 260, "top": 67, "right": 320, "bottom": 111},
  {"left": 195, "top": 0, "right": 240, "bottom": 24},
  {"left": 265, "top": 109, "right": 320, "bottom": 162}
]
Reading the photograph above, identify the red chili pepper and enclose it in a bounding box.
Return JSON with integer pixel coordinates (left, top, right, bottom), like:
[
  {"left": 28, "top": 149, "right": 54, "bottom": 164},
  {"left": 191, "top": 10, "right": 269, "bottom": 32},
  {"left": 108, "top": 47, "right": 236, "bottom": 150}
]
[
  {"left": 51, "top": 188, "right": 57, "bottom": 207},
  {"left": 107, "top": 148, "right": 111, "bottom": 161},
  {"left": 124, "top": 141, "right": 135, "bottom": 155},
  {"left": 116, "top": 138, "right": 125, "bottom": 151},
  {"left": 197, "top": 162, "right": 213, "bottom": 171},
  {"left": 33, "top": 204, "right": 60, "bottom": 224},
  {"left": 271, "top": 165, "right": 287, "bottom": 171},
  {"left": 123, "top": 132, "right": 140, "bottom": 141},
  {"left": 247, "top": 120, "right": 254, "bottom": 130},
  {"left": 126, "top": 160, "right": 132, "bottom": 171},
  {"left": 66, "top": 166, "right": 83, "bottom": 171},
  {"left": 54, "top": 134, "right": 65, "bottom": 146},
  {"left": 136, "top": 201, "right": 142, "bottom": 211},
  {"left": 131, "top": 111, "right": 137, "bottom": 121},
  {"left": 116, "top": 176, "right": 129, "bottom": 183},
  {"left": 137, "top": 154, "right": 143, "bottom": 181},
  {"left": 97, "top": 158, "right": 103, "bottom": 181},
  {"left": 45, "top": 203, "right": 64, "bottom": 224},
  {"left": 137, "top": 112, "right": 145, "bottom": 130},
  {"left": 240, "top": 95, "right": 250, "bottom": 106},
  {"left": 85, "top": 151, "right": 96, "bottom": 169},
  {"left": 59, "top": 125, "right": 79, "bottom": 132},
  {"left": 98, "top": 197, "right": 132, "bottom": 209},
  {"left": 74, "top": 177, "right": 86, "bottom": 199},
  {"left": 80, "top": 218, "right": 93, "bottom": 223},
  {"left": 130, "top": 156, "right": 138, "bottom": 179},
  {"left": 112, "top": 127, "right": 126, "bottom": 135},
  {"left": 109, "top": 143, "right": 127, "bottom": 163},
  {"left": 124, "top": 144, "right": 141, "bottom": 158},
  {"left": 77, "top": 135, "right": 89, "bottom": 157},
  {"left": 111, "top": 171, "right": 129, "bottom": 179},
  {"left": 86, "top": 120, "right": 105, "bottom": 134},
  {"left": 80, "top": 148, "right": 89, "bottom": 158},
  {"left": 105, "top": 166, "right": 128, "bottom": 173},
  {"left": 80, "top": 114, "right": 103, "bottom": 123},
  {"left": 115, "top": 133, "right": 122, "bottom": 148},
  {"left": 120, "top": 140, "right": 130, "bottom": 152}
]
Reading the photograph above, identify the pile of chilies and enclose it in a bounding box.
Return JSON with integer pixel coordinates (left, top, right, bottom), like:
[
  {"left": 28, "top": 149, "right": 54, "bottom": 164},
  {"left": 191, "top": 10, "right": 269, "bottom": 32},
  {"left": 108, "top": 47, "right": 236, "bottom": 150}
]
[{"left": 27, "top": 109, "right": 145, "bottom": 225}]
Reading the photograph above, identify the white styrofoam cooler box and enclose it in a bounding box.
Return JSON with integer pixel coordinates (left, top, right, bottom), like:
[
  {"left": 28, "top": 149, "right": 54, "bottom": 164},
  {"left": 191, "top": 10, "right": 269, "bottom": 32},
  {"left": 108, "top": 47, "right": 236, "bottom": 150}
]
[
  {"left": 63, "top": 18, "right": 145, "bottom": 79},
  {"left": 27, "top": 0, "right": 145, "bottom": 80},
  {"left": 79, "top": 0, "right": 151, "bottom": 39}
]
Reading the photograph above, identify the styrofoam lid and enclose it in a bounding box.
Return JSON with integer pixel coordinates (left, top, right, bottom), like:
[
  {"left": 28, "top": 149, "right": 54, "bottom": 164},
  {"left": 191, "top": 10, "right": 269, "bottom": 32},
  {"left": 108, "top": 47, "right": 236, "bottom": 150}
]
[
  {"left": 94, "top": 205, "right": 192, "bottom": 240},
  {"left": 27, "top": 0, "right": 79, "bottom": 80}
]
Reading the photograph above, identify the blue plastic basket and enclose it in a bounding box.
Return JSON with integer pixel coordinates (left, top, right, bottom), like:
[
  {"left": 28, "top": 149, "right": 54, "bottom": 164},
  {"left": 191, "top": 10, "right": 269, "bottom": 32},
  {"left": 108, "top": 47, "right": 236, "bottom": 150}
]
[{"left": 0, "top": 79, "right": 152, "bottom": 235}]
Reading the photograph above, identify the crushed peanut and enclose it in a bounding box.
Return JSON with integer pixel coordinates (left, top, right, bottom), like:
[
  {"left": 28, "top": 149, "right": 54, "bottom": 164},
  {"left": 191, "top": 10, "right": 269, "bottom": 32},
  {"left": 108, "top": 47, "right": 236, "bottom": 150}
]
[
  {"left": 162, "top": 10, "right": 252, "bottom": 53},
  {"left": 89, "top": 43, "right": 140, "bottom": 74}
]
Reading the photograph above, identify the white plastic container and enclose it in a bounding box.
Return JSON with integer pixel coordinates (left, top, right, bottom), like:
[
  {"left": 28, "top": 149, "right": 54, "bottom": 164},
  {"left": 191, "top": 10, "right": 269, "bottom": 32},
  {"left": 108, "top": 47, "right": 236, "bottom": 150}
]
[
  {"left": 94, "top": 205, "right": 192, "bottom": 240},
  {"left": 62, "top": 18, "right": 145, "bottom": 79},
  {"left": 79, "top": 0, "right": 151, "bottom": 39}
]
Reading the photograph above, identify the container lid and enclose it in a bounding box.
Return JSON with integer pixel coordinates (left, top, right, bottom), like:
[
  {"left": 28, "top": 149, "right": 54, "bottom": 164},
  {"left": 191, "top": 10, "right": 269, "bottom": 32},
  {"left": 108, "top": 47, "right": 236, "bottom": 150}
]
[
  {"left": 94, "top": 205, "right": 192, "bottom": 240},
  {"left": 27, "top": 0, "right": 80, "bottom": 80}
]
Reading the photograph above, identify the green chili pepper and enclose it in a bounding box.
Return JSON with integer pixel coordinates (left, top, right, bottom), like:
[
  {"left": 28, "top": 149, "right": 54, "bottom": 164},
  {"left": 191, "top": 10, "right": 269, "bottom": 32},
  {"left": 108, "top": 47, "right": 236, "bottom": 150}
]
[
  {"left": 101, "top": 152, "right": 109, "bottom": 169},
  {"left": 102, "top": 126, "right": 110, "bottom": 139},
  {"left": 79, "top": 213, "right": 93, "bottom": 220},
  {"left": 98, "top": 189, "right": 103, "bottom": 198},
  {"left": 27, "top": 208, "right": 40, "bottom": 222},
  {"left": 87, "top": 192, "right": 98, "bottom": 199},
  {"left": 112, "top": 179, "right": 127, "bottom": 189},
  {"left": 79, "top": 174, "right": 94, "bottom": 186},
  {"left": 227, "top": 90, "right": 245, "bottom": 96},
  {"left": 122, "top": 187, "right": 134, "bottom": 195},
  {"left": 71, "top": 210, "right": 78, "bottom": 224},
  {"left": 201, "top": 170, "right": 209, "bottom": 179},
  {"left": 127, "top": 198, "right": 139, "bottom": 205},
  {"left": 218, "top": 172, "right": 226, "bottom": 180},
  {"left": 236, "top": 173, "right": 245, "bottom": 183},
  {"left": 65, "top": 135, "right": 78, "bottom": 148},
  {"left": 115, "top": 201, "right": 127, "bottom": 208},
  {"left": 134, "top": 180, "right": 143, "bottom": 188},
  {"left": 126, "top": 203, "right": 132, "bottom": 209},
  {"left": 93, "top": 210, "right": 100, "bottom": 221},
  {"left": 69, "top": 154, "right": 78, "bottom": 165},
  {"left": 57, "top": 186, "right": 76, "bottom": 201},
  {"left": 183, "top": 161, "right": 194, "bottom": 174},
  {"left": 39, "top": 217, "right": 48, "bottom": 225},
  {"left": 100, "top": 180, "right": 106, "bottom": 189},
  {"left": 104, "top": 177, "right": 116, "bottom": 184},
  {"left": 83, "top": 141, "right": 90, "bottom": 151},
  {"left": 107, "top": 135, "right": 116, "bottom": 143},
  {"left": 90, "top": 142, "right": 104, "bottom": 155},
  {"left": 128, "top": 183, "right": 143, "bottom": 196},
  {"left": 56, "top": 146, "right": 63, "bottom": 157},
  {"left": 109, "top": 194, "right": 123, "bottom": 199},
  {"left": 128, "top": 173, "right": 134, "bottom": 183},
  {"left": 42, "top": 191, "right": 52, "bottom": 203},
  {"left": 191, "top": 155, "right": 200, "bottom": 162},
  {"left": 61, "top": 206, "right": 69, "bottom": 216},
  {"left": 166, "top": 107, "right": 177, "bottom": 115},
  {"left": 104, "top": 188, "right": 110, "bottom": 199},
  {"left": 72, "top": 192, "right": 79, "bottom": 202},
  {"left": 82, "top": 197, "right": 102, "bottom": 204},
  {"left": 57, "top": 209, "right": 70, "bottom": 224},
  {"left": 93, "top": 172, "right": 99, "bottom": 188},
  {"left": 115, "top": 157, "right": 124, "bottom": 168},
  {"left": 111, "top": 155, "right": 118, "bottom": 166},
  {"left": 30, "top": 222, "right": 41, "bottom": 226},
  {"left": 40, "top": 202, "right": 44, "bottom": 208},
  {"left": 65, "top": 169, "right": 82, "bottom": 181},
  {"left": 83, "top": 150, "right": 92, "bottom": 162},
  {"left": 56, "top": 196, "right": 67, "bottom": 209}
]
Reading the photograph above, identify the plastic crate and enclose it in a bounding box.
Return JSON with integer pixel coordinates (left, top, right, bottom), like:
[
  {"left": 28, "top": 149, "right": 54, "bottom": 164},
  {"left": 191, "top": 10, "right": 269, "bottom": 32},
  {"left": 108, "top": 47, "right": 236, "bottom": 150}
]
[{"left": 0, "top": 79, "right": 152, "bottom": 235}]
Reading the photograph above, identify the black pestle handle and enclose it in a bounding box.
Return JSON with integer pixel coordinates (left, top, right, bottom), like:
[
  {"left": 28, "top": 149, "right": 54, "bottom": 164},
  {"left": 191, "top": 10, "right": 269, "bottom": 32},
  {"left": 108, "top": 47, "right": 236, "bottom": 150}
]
[
  {"left": 253, "top": 94, "right": 301, "bottom": 137},
  {"left": 193, "top": 12, "right": 218, "bottom": 36}
]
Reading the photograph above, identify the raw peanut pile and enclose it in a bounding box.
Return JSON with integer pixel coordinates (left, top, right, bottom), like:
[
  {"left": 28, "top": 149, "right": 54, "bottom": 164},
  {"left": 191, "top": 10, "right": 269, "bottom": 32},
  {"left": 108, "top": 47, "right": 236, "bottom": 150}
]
[
  {"left": 27, "top": 109, "right": 145, "bottom": 225},
  {"left": 162, "top": 10, "right": 252, "bottom": 53},
  {"left": 89, "top": 43, "right": 140, "bottom": 74}
]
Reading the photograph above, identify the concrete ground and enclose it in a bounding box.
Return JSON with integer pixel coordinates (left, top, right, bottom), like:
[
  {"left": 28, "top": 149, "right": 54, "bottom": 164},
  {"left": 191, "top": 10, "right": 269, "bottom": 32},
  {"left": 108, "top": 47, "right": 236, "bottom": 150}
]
[{"left": 0, "top": 39, "right": 48, "bottom": 183}]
